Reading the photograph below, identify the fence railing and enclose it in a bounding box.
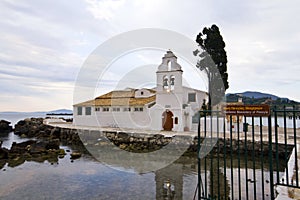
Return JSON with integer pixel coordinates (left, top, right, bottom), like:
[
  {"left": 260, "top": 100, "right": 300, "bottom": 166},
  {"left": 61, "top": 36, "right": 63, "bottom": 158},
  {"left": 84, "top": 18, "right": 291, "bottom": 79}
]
[{"left": 197, "top": 107, "right": 299, "bottom": 200}]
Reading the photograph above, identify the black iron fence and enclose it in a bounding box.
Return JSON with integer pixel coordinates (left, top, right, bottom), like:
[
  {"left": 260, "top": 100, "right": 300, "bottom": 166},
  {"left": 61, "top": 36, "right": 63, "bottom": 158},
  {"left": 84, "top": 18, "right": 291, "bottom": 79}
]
[{"left": 197, "top": 107, "right": 300, "bottom": 200}]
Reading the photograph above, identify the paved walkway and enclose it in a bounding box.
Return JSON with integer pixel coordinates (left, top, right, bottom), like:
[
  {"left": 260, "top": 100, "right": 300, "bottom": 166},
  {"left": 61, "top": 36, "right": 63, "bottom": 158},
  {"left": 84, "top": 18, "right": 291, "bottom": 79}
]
[
  {"left": 45, "top": 120, "right": 298, "bottom": 143},
  {"left": 44, "top": 119, "right": 197, "bottom": 138},
  {"left": 275, "top": 145, "right": 300, "bottom": 200}
]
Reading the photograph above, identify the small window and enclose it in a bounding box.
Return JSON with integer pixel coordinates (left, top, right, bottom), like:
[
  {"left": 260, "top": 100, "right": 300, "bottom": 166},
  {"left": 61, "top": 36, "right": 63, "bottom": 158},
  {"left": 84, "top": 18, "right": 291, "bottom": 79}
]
[
  {"left": 103, "top": 107, "right": 109, "bottom": 112},
  {"left": 112, "top": 107, "right": 120, "bottom": 112},
  {"left": 170, "top": 75, "right": 175, "bottom": 90},
  {"left": 77, "top": 107, "right": 82, "bottom": 115},
  {"left": 134, "top": 107, "right": 143, "bottom": 112},
  {"left": 123, "top": 107, "right": 131, "bottom": 112},
  {"left": 167, "top": 61, "right": 171, "bottom": 71},
  {"left": 95, "top": 107, "right": 100, "bottom": 111},
  {"left": 188, "top": 93, "right": 196, "bottom": 102},
  {"left": 141, "top": 91, "right": 144, "bottom": 95},
  {"left": 85, "top": 107, "right": 91, "bottom": 115},
  {"left": 174, "top": 117, "right": 178, "bottom": 124},
  {"left": 192, "top": 112, "right": 200, "bottom": 124},
  {"left": 163, "top": 76, "right": 169, "bottom": 90},
  {"left": 170, "top": 76, "right": 175, "bottom": 85}
]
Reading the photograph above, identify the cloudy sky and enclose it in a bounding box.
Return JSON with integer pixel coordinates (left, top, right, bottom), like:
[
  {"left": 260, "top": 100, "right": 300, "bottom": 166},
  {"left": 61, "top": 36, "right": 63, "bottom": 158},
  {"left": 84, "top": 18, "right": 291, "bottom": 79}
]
[{"left": 1, "top": 0, "right": 299, "bottom": 112}]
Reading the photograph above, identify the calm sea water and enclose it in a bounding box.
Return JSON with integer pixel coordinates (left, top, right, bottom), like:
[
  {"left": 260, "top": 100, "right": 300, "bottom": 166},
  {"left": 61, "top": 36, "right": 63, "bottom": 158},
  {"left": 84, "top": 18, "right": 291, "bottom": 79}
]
[
  {"left": 0, "top": 132, "right": 199, "bottom": 200},
  {"left": 248, "top": 116, "right": 299, "bottom": 128},
  {"left": 0, "top": 112, "right": 72, "bottom": 127},
  {"left": 0, "top": 113, "right": 285, "bottom": 199},
  {"left": 0, "top": 113, "right": 198, "bottom": 199}
]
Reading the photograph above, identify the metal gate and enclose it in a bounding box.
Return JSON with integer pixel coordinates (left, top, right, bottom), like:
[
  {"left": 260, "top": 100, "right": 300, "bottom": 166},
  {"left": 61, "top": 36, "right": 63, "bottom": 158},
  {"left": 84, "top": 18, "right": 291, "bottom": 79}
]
[{"left": 197, "top": 107, "right": 300, "bottom": 200}]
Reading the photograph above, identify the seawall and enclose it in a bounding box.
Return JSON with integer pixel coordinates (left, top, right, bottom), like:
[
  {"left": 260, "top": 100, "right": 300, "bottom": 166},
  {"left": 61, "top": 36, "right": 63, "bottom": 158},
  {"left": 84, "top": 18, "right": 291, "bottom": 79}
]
[{"left": 42, "top": 119, "right": 292, "bottom": 157}]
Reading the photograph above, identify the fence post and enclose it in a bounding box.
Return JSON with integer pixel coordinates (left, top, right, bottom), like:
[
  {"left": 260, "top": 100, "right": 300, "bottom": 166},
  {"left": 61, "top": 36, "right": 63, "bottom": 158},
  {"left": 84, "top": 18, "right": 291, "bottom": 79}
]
[
  {"left": 268, "top": 114, "right": 275, "bottom": 199},
  {"left": 197, "top": 111, "right": 201, "bottom": 200}
]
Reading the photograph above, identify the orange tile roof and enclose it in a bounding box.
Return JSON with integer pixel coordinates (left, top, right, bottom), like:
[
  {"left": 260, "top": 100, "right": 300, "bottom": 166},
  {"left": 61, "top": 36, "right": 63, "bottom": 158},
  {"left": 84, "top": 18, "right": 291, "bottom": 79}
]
[{"left": 74, "top": 89, "right": 156, "bottom": 107}]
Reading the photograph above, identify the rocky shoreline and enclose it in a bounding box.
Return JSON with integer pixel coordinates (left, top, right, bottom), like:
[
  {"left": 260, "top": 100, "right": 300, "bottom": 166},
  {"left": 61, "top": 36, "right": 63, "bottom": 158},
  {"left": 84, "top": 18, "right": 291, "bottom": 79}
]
[
  {"left": 14, "top": 118, "right": 82, "bottom": 144},
  {"left": 0, "top": 118, "right": 293, "bottom": 170},
  {"left": 0, "top": 118, "right": 83, "bottom": 169},
  {"left": 104, "top": 131, "right": 292, "bottom": 158},
  {"left": 0, "top": 120, "right": 13, "bottom": 133}
]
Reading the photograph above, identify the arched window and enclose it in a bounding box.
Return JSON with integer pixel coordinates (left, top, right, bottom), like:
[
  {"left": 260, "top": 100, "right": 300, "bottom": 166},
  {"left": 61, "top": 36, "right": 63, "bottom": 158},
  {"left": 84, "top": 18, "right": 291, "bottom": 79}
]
[
  {"left": 163, "top": 76, "right": 169, "bottom": 90},
  {"left": 174, "top": 117, "right": 178, "bottom": 124},
  {"left": 167, "top": 60, "right": 171, "bottom": 71},
  {"left": 170, "top": 75, "right": 175, "bottom": 90}
]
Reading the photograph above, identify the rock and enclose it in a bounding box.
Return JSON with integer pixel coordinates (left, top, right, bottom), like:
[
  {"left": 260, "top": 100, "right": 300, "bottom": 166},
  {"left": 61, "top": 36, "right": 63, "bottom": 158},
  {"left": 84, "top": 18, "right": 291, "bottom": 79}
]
[
  {"left": 50, "top": 127, "right": 61, "bottom": 139},
  {"left": 29, "top": 141, "right": 47, "bottom": 154},
  {"left": 129, "top": 137, "right": 134, "bottom": 142},
  {"left": 14, "top": 118, "right": 84, "bottom": 146},
  {"left": 70, "top": 152, "right": 81, "bottom": 159},
  {"left": 119, "top": 143, "right": 127, "bottom": 150},
  {"left": 58, "top": 149, "right": 66, "bottom": 155},
  {"left": 24, "top": 118, "right": 31, "bottom": 122},
  {"left": 0, "top": 117, "right": 88, "bottom": 167},
  {"left": 0, "top": 160, "right": 6, "bottom": 170},
  {"left": 0, "top": 120, "right": 13, "bottom": 133},
  {"left": 14, "top": 118, "right": 45, "bottom": 137},
  {"left": 65, "top": 118, "right": 73, "bottom": 123},
  {"left": 117, "top": 132, "right": 130, "bottom": 141},
  {"left": 37, "top": 131, "right": 47, "bottom": 138},
  {"left": 0, "top": 147, "right": 9, "bottom": 159},
  {"left": 28, "top": 139, "right": 60, "bottom": 154},
  {"left": 10, "top": 140, "right": 36, "bottom": 155},
  {"left": 7, "top": 156, "right": 25, "bottom": 167},
  {"left": 14, "top": 120, "right": 30, "bottom": 136},
  {"left": 45, "top": 139, "right": 60, "bottom": 150}
]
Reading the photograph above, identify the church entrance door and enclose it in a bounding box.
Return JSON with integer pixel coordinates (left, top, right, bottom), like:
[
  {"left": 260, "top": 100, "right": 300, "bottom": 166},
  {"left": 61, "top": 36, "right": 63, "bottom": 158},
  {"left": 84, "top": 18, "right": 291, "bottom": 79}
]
[{"left": 162, "top": 110, "right": 173, "bottom": 131}]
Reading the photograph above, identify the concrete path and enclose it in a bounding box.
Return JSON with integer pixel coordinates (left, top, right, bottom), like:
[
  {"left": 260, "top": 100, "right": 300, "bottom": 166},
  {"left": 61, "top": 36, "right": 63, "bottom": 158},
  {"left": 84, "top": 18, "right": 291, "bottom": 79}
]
[{"left": 44, "top": 119, "right": 198, "bottom": 138}]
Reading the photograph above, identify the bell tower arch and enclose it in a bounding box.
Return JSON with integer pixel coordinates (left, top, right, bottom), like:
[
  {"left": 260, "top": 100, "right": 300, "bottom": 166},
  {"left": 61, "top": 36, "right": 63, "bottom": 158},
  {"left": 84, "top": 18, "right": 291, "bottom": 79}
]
[
  {"left": 156, "top": 50, "right": 183, "bottom": 95},
  {"left": 155, "top": 50, "right": 184, "bottom": 131}
]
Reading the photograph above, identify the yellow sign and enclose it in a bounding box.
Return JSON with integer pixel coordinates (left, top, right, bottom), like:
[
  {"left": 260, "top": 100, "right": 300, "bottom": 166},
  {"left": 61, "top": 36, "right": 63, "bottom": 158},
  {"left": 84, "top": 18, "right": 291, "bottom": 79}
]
[{"left": 222, "top": 104, "right": 270, "bottom": 117}]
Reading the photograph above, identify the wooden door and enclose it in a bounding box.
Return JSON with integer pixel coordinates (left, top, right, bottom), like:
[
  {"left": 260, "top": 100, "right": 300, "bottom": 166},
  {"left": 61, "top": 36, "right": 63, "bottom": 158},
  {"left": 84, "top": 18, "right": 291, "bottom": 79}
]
[{"left": 162, "top": 110, "right": 173, "bottom": 131}]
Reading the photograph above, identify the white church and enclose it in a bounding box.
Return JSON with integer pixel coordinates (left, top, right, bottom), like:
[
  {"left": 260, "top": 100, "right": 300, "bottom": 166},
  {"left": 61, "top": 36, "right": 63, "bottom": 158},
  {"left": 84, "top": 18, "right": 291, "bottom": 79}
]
[{"left": 73, "top": 51, "right": 208, "bottom": 132}]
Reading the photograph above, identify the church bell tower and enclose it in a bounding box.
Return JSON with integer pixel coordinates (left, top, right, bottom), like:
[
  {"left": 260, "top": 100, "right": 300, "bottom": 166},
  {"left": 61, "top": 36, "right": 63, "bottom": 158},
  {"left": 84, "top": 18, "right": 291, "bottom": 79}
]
[{"left": 156, "top": 50, "right": 183, "bottom": 109}]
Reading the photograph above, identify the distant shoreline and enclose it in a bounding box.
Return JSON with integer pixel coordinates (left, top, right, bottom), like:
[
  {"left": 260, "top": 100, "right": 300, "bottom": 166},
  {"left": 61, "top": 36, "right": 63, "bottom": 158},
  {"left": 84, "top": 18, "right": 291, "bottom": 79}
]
[{"left": 46, "top": 113, "right": 73, "bottom": 116}]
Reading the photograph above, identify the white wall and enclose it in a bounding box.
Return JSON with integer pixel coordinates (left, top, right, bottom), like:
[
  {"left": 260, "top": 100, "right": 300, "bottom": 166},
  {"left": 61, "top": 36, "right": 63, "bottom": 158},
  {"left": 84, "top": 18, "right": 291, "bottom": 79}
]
[
  {"left": 74, "top": 105, "right": 155, "bottom": 130},
  {"left": 182, "top": 87, "right": 207, "bottom": 109},
  {"left": 73, "top": 106, "right": 98, "bottom": 127},
  {"left": 190, "top": 117, "right": 244, "bottom": 133},
  {"left": 134, "top": 89, "right": 153, "bottom": 98},
  {"left": 149, "top": 105, "right": 184, "bottom": 132},
  {"left": 73, "top": 86, "right": 208, "bottom": 132}
]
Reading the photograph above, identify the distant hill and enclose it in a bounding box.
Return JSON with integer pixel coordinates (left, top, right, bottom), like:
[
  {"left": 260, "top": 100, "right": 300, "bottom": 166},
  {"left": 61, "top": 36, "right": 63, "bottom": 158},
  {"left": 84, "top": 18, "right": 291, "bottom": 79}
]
[
  {"left": 0, "top": 109, "right": 72, "bottom": 115},
  {"left": 234, "top": 91, "right": 279, "bottom": 100},
  {"left": 226, "top": 91, "right": 299, "bottom": 109},
  {"left": 46, "top": 109, "right": 72, "bottom": 115}
]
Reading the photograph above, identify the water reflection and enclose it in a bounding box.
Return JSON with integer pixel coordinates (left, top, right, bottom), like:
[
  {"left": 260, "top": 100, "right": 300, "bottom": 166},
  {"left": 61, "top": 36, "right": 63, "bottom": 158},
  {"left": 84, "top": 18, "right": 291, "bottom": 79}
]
[
  {"left": 155, "top": 155, "right": 284, "bottom": 200},
  {"left": 0, "top": 132, "right": 33, "bottom": 149},
  {"left": 0, "top": 133, "right": 285, "bottom": 200},
  {"left": 155, "top": 161, "right": 184, "bottom": 199},
  {"left": 78, "top": 129, "right": 192, "bottom": 173}
]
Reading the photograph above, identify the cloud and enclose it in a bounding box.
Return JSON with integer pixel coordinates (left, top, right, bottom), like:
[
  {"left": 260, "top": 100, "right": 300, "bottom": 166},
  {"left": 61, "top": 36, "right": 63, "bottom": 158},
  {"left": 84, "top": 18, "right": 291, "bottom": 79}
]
[
  {"left": 0, "top": 0, "right": 300, "bottom": 111},
  {"left": 85, "top": 0, "right": 125, "bottom": 20}
]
